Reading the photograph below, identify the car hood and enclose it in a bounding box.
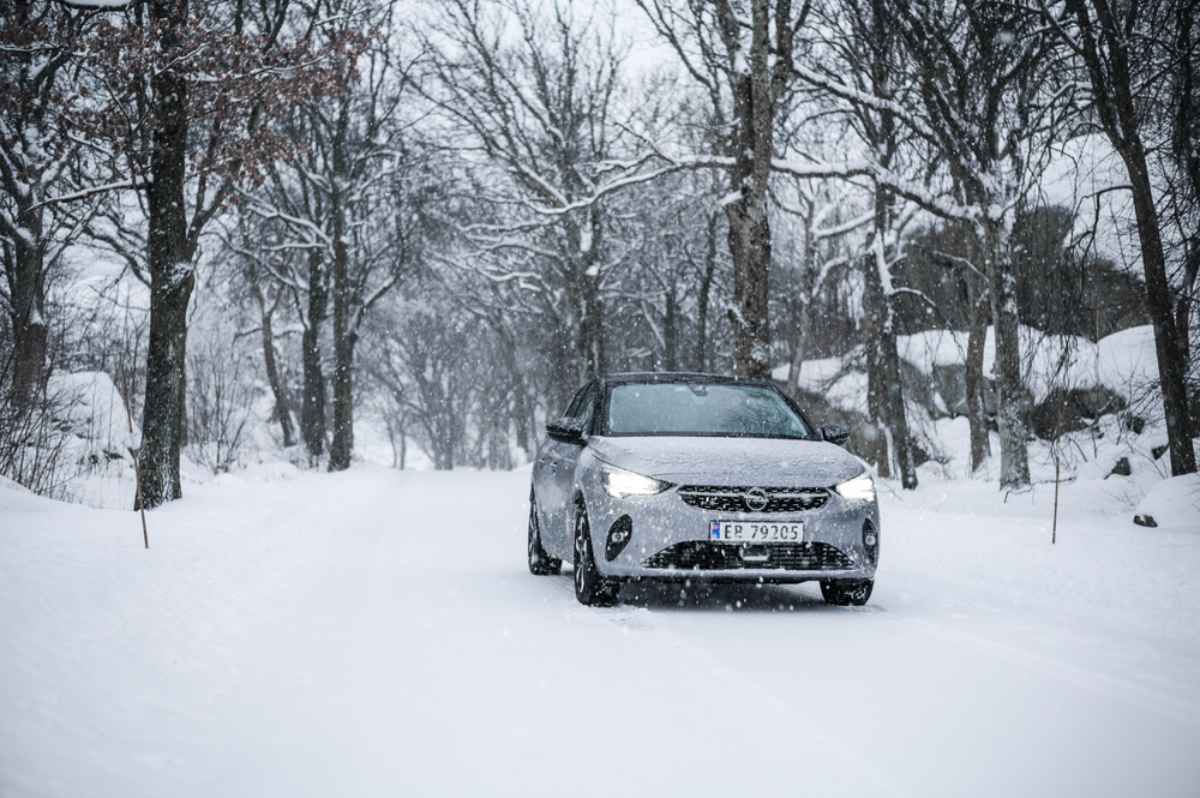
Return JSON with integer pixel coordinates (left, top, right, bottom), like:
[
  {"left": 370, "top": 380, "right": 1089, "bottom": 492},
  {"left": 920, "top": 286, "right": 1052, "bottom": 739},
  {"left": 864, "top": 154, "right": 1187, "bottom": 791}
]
[{"left": 587, "top": 435, "right": 865, "bottom": 486}]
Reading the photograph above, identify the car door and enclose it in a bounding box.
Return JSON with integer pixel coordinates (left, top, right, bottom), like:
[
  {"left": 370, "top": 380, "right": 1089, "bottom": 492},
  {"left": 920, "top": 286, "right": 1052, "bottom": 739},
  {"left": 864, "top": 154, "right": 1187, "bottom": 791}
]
[{"left": 538, "top": 382, "right": 597, "bottom": 555}]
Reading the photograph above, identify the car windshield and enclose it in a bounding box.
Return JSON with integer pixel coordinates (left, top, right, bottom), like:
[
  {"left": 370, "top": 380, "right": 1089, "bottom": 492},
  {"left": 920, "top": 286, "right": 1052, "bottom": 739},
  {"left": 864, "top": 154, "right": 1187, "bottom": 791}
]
[{"left": 605, "top": 382, "right": 812, "bottom": 439}]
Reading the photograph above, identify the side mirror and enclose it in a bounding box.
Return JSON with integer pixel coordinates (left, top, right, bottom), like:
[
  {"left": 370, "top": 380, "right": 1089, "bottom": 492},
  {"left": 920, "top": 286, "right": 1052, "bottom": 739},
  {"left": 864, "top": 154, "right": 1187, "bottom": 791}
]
[
  {"left": 821, "top": 423, "right": 850, "bottom": 446},
  {"left": 546, "top": 418, "right": 586, "bottom": 445}
]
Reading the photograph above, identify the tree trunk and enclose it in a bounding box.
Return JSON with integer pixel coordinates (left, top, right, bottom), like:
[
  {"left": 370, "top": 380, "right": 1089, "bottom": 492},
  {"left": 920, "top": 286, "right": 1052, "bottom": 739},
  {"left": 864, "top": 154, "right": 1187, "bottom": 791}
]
[
  {"left": 4, "top": 0, "right": 50, "bottom": 410},
  {"left": 136, "top": 0, "right": 192, "bottom": 510},
  {"left": 725, "top": 194, "right": 772, "bottom": 378},
  {"left": 966, "top": 292, "right": 992, "bottom": 473},
  {"left": 694, "top": 210, "right": 718, "bottom": 372},
  {"left": 983, "top": 219, "right": 1031, "bottom": 490},
  {"left": 328, "top": 198, "right": 354, "bottom": 472},
  {"left": 259, "top": 301, "right": 296, "bottom": 447},
  {"left": 785, "top": 305, "right": 805, "bottom": 399},
  {"left": 10, "top": 238, "right": 48, "bottom": 408},
  {"left": 137, "top": 272, "right": 192, "bottom": 509},
  {"left": 498, "top": 326, "right": 532, "bottom": 459},
  {"left": 723, "top": 0, "right": 775, "bottom": 379},
  {"left": 301, "top": 252, "right": 327, "bottom": 464},
  {"left": 663, "top": 284, "right": 678, "bottom": 371},
  {"left": 1125, "top": 148, "right": 1197, "bottom": 474},
  {"left": 863, "top": 243, "right": 918, "bottom": 489},
  {"left": 577, "top": 274, "right": 606, "bottom": 380},
  {"left": 860, "top": 8, "right": 917, "bottom": 490}
]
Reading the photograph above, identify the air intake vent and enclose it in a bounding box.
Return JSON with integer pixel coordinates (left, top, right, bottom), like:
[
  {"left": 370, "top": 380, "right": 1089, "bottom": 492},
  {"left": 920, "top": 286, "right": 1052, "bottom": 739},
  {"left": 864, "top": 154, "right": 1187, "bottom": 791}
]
[{"left": 643, "top": 541, "right": 851, "bottom": 571}]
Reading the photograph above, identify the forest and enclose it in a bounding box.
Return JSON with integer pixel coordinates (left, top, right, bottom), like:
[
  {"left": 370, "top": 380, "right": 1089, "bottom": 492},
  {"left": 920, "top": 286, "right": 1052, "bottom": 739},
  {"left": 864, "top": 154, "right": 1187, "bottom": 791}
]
[{"left": 1, "top": 0, "right": 1198, "bottom": 507}]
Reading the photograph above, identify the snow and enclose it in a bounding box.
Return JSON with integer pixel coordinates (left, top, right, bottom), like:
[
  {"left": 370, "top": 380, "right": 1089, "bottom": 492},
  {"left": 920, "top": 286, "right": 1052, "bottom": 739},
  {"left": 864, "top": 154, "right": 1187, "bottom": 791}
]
[
  {"left": 777, "top": 325, "right": 1170, "bottom": 419},
  {"left": 2, "top": 464, "right": 1199, "bottom": 797},
  {"left": 1134, "top": 474, "right": 1200, "bottom": 530},
  {"left": 45, "top": 371, "right": 139, "bottom": 453},
  {"left": 770, "top": 356, "right": 869, "bottom": 413}
]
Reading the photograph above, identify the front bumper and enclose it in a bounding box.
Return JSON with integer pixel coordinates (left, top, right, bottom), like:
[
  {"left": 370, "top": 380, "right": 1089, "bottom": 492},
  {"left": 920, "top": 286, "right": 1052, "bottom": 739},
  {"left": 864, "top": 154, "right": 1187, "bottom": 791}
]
[{"left": 580, "top": 480, "right": 880, "bottom": 583}]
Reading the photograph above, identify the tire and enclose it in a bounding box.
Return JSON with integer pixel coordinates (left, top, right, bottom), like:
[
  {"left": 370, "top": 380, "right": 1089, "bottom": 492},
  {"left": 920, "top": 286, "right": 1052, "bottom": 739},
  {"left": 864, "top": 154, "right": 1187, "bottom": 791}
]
[
  {"left": 820, "top": 579, "right": 873, "bottom": 607},
  {"left": 573, "top": 504, "right": 620, "bottom": 607},
  {"left": 527, "top": 492, "right": 561, "bottom": 576}
]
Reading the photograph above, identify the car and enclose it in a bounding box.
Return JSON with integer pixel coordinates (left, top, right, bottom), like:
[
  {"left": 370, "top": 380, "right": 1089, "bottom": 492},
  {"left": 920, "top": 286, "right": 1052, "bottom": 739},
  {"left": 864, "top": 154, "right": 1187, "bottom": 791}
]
[{"left": 527, "top": 372, "right": 880, "bottom": 607}]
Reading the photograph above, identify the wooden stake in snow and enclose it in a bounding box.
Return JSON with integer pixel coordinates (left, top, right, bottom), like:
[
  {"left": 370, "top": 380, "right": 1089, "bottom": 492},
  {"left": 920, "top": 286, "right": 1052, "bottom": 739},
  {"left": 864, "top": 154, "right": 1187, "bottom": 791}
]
[
  {"left": 132, "top": 447, "right": 149, "bottom": 550},
  {"left": 1052, "top": 450, "right": 1060, "bottom": 546},
  {"left": 126, "top": 426, "right": 149, "bottom": 549}
]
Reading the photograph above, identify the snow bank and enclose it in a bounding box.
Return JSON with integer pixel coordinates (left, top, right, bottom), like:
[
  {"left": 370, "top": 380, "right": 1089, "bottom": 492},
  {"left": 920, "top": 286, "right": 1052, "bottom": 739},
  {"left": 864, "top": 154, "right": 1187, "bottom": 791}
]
[
  {"left": 1134, "top": 474, "right": 1200, "bottom": 530},
  {"left": 1096, "top": 325, "right": 1161, "bottom": 398},
  {"left": 899, "top": 326, "right": 1107, "bottom": 402},
  {"left": 45, "top": 371, "right": 138, "bottom": 454},
  {"left": 783, "top": 325, "right": 1164, "bottom": 417}
]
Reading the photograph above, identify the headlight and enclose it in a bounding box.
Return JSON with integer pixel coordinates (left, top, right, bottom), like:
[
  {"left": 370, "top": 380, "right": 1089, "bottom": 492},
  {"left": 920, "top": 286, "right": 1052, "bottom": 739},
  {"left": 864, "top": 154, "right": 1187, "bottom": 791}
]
[
  {"left": 602, "top": 467, "right": 672, "bottom": 498},
  {"left": 835, "top": 472, "right": 876, "bottom": 503}
]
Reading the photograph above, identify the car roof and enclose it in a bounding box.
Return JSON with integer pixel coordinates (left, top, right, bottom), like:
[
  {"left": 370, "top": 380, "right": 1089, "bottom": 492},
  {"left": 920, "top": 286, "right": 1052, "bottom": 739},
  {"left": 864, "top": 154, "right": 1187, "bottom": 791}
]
[{"left": 602, "top": 371, "right": 774, "bottom": 386}]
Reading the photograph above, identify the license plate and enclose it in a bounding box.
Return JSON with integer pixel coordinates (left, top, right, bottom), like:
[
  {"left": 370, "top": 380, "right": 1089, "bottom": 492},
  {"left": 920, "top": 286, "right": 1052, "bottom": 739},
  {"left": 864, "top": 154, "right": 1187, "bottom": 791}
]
[{"left": 709, "top": 520, "right": 803, "bottom": 543}]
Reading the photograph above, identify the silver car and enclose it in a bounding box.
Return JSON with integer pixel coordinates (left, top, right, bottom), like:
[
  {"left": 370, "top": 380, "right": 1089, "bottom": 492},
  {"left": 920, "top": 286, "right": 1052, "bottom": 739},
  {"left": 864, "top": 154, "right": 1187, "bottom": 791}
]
[{"left": 528, "top": 373, "right": 880, "bottom": 606}]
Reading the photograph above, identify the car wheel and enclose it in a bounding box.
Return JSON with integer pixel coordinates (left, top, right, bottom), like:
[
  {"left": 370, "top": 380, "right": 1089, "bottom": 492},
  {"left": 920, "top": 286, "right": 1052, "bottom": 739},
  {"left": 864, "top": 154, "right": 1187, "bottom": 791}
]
[
  {"left": 820, "top": 579, "right": 873, "bottom": 606},
  {"left": 528, "top": 492, "right": 561, "bottom": 576},
  {"left": 573, "top": 505, "right": 620, "bottom": 607}
]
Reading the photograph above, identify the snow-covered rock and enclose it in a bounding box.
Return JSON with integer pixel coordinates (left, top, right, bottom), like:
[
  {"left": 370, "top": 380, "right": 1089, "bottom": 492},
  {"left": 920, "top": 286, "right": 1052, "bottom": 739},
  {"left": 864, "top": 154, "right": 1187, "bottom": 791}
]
[
  {"left": 45, "top": 371, "right": 138, "bottom": 456},
  {"left": 1133, "top": 474, "right": 1200, "bottom": 530}
]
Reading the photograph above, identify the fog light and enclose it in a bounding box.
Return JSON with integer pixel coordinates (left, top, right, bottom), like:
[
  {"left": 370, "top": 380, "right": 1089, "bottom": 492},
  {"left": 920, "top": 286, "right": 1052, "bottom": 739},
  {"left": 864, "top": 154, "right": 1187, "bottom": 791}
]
[
  {"left": 606, "top": 515, "right": 633, "bottom": 561},
  {"left": 862, "top": 520, "right": 878, "bottom": 565}
]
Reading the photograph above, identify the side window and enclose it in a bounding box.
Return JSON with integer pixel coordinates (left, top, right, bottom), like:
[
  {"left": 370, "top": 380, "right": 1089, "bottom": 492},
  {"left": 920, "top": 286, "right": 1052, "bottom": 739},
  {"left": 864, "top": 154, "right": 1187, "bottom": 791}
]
[
  {"left": 562, "top": 384, "right": 590, "bottom": 420},
  {"left": 576, "top": 383, "right": 598, "bottom": 433}
]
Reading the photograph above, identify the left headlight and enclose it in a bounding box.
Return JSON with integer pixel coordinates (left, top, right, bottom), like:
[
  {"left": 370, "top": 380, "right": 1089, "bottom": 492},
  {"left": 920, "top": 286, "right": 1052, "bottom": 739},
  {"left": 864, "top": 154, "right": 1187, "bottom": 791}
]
[
  {"left": 835, "top": 471, "right": 876, "bottom": 503},
  {"left": 602, "top": 466, "right": 673, "bottom": 498}
]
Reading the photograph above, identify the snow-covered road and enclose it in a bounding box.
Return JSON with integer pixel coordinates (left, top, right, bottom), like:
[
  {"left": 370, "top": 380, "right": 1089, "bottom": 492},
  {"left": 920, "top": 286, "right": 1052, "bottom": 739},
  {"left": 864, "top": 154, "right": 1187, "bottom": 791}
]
[{"left": 2, "top": 466, "right": 1198, "bottom": 797}]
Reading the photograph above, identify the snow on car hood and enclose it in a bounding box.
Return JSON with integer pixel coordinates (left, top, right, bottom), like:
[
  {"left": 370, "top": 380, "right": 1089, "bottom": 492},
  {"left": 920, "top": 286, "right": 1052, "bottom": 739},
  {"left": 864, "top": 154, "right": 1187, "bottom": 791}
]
[{"left": 587, "top": 435, "right": 865, "bottom": 486}]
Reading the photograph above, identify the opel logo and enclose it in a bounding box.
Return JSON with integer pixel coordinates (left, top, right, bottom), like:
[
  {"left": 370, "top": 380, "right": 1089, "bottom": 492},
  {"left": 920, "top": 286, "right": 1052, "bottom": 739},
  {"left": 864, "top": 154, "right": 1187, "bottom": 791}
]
[{"left": 743, "top": 487, "right": 769, "bottom": 512}]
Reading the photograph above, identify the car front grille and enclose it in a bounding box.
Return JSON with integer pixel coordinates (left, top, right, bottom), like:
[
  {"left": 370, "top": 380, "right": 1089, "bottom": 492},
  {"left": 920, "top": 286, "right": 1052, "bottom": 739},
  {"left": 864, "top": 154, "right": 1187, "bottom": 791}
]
[
  {"left": 676, "top": 485, "right": 830, "bottom": 513},
  {"left": 642, "top": 541, "right": 852, "bottom": 572}
]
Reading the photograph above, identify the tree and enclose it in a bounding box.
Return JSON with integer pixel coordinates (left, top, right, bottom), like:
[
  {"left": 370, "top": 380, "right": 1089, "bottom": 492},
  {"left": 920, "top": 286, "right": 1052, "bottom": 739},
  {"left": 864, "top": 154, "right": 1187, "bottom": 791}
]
[
  {"left": 1042, "top": 0, "right": 1196, "bottom": 475},
  {"left": 886, "top": 0, "right": 1063, "bottom": 490},
  {"left": 87, "top": 0, "right": 330, "bottom": 506},
  {"left": 295, "top": 0, "right": 423, "bottom": 471},
  {"left": 424, "top": 0, "right": 630, "bottom": 395},
  {"left": 0, "top": 1, "right": 95, "bottom": 407},
  {"left": 637, "top": 0, "right": 813, "bottom": 377},
  {"left": 800, "top": 0, "right": 922, "bottom": 487},
  {"left": 240, "top": 107, "right": 332, "bottom": 464}
]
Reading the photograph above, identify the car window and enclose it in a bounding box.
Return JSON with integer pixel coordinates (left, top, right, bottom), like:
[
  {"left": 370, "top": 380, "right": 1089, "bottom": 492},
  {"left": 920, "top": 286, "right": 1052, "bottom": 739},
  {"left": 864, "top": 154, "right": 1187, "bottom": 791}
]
[
  {"left": 575, "top": 383, "right": 598, "bottom": 432},
  {"left": 562, "top": 384, "right": 591, "bottom": 419},
  {"left": 605, "top": 382, "right": 811, "bottom": 439}
]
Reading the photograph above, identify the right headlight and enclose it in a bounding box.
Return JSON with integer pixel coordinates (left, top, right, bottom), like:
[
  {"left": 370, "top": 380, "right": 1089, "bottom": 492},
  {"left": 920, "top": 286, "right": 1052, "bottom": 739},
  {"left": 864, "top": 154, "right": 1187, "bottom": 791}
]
[
  {"left": 602, "top": 466, "right": 673, "bottom": 498},
  {"left": 835, "top": 471, "right": 876, "bottom": 503}
]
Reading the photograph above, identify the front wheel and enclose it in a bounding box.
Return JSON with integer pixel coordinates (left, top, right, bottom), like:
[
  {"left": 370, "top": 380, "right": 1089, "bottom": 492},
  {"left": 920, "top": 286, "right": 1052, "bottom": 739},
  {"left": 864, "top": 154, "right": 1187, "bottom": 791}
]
[
  {"left": 527, "top": 493, "right": 561, "bottom": 576},
  {"left": 573, "top": 506, "right": 620, "bottom": 607},
  {"left": 820, "top": 579, "right": 873, "bottom": 606}
]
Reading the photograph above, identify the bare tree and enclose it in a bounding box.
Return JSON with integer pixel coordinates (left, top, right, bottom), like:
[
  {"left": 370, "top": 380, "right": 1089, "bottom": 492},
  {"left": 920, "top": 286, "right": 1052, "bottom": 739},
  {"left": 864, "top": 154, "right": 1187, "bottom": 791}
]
[
  {"left": 1041, "top": 0, "right": 1197, "bottom": 475},
  {"left": 637, "top": 0, "right": 813, "bottom": 376},
  {"left": 885, "top": 0, "right": 1063, "bottom": 490},
  {"left": 424, "top": 0, "right": 631, "bottom": 395},
  {"left": 0, "top": 1, "right": 97, "bottom": 407},
  {"left": 84, "top": 0, "right": 334, "bottom": 506}
]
